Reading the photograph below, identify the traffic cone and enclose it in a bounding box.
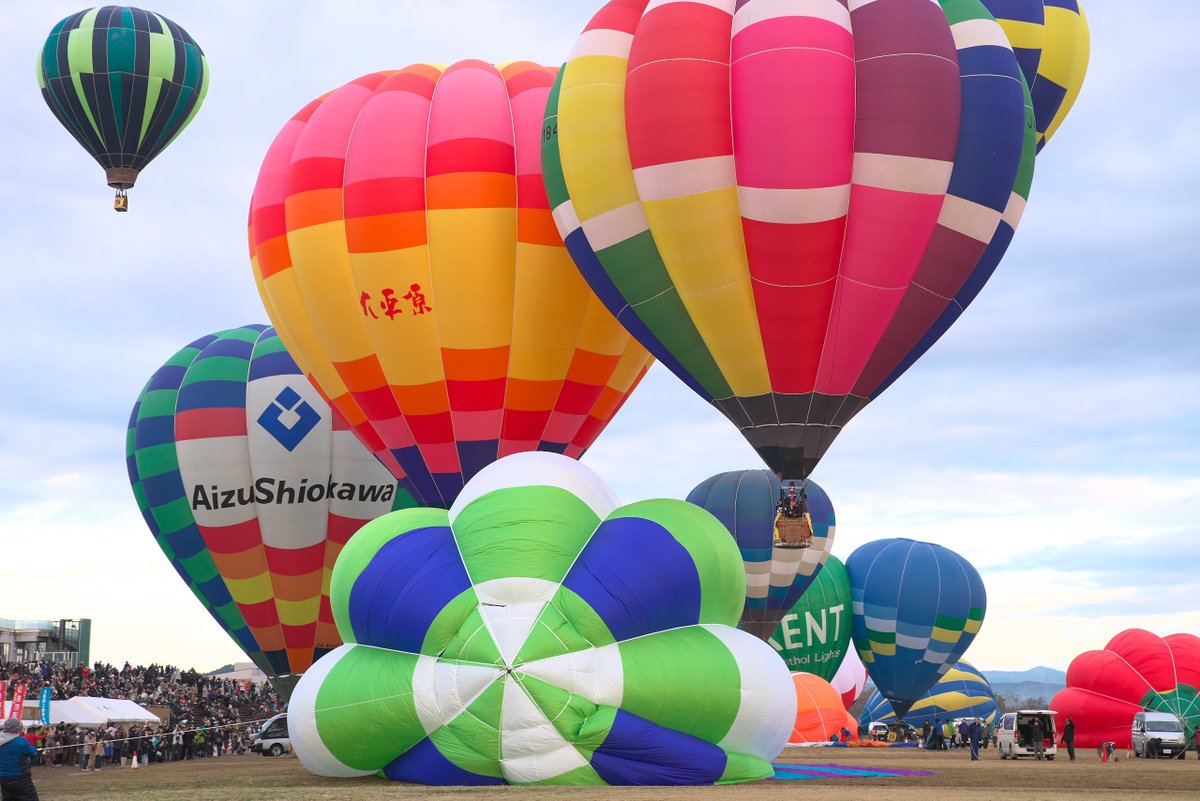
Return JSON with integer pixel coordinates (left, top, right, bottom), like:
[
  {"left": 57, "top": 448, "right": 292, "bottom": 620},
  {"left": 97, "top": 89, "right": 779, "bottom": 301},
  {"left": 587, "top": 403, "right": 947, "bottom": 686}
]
[{"left": 131, "top": 751, "right": 139, "bottom": 770}]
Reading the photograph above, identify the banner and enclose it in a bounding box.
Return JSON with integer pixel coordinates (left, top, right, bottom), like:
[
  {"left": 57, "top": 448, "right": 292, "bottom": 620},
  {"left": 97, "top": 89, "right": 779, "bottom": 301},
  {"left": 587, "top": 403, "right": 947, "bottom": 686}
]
[
  {"left": 10, "top": 684, "right": 27, "bottom": 721},
  {"left": 39, "top": 687, "right": 52, "bottom": 726},
  {"left": 0, "top": 680, "right": 6, "bottom": 719}
]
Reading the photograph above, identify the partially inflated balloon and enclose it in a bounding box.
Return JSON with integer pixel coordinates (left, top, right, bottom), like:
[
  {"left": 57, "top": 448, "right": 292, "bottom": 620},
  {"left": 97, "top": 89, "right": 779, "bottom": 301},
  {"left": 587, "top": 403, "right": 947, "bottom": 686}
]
[
  {"left": 789, "top": 673, "right": 849, "bottom": 745},
  {"left": 249, "top": 62, "right": 652, "bottom": 509},
  {"left": 846, "top": 539, "right": 986, "bottom": 721},
  {"left": 38, "top": 6, "right": 209, "bottom": 208},
  {"left": 767, "top": 555, "right": 850, "bottom": 676},
  {"left": 831, "top": 647, "right": 869, "bottom": 710},
  {"left": 545, "top": 0, "right": 1036, "bottom": 480},
  {"left": 688, "top": 470, "right": 834, "bottom": 639},
  {"left": 126, "top": 326, "right": 414, "bottom": 692},
  {"left": 858, "top": 661, "right": 998, "bottom": 727},
  {"left": 1050, "top": 629, "right": 1200, "bottom": 750},
  {"left": 980, "top": 0, "right": 1090, "bottom": 151},
  {"left": 289, "top": 453, "right": 794, "bottom": 786}
]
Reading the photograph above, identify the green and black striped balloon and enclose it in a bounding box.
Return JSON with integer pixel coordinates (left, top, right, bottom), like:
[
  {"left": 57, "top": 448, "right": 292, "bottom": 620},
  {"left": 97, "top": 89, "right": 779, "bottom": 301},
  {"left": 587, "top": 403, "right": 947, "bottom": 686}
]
[{"left": 37, "top": 6, "right": 209, "bottom": 193}]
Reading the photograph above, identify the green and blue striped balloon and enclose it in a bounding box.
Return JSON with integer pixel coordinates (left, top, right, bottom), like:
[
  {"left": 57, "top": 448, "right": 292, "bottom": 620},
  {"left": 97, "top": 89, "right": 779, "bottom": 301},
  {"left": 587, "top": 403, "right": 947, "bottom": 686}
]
[
  {"left": 290, "top": 453, "right": 795, "bottom": 786},
  {"left": 37, "top": 6, "right": 209, "bottom": 202}
]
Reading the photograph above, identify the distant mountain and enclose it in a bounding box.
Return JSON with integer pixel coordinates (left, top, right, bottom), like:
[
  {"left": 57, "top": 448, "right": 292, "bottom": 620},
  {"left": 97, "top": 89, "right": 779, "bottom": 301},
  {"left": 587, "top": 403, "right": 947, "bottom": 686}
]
[
  {"left": 983, "top": 667, "right": 1067, "bottom": 685},
  {"left": 982, "top": 668, "right": 1066, "bottom": 705}
]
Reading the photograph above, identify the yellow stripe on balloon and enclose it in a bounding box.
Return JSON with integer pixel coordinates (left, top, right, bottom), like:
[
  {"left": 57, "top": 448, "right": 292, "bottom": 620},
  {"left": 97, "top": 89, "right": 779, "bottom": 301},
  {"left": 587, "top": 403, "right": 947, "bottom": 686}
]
[
  {"left": 276, "top": 597, "right": 320, "bottom": 628},
  {"left": 348, "top": 247, "right": 446, "bottom": 387},
  {"left": 286, "top": 219, "right": 375, "bottom": 364},
  {"left": 994, "top": 18, "right": 1044, "bottom": 52},
  {"left": 557, "top": 56, "right": 644, "bottom": 228},
  {"left": 427, "top": 207, "right": 517, "bottom": 351},
  {"left": 641, "top": 187, "right": 771, "bottom": 396},
  {"left": 224, "top": 574, "right": 275, "bottom": 606},
  {"left": 1043, "top": 5, "right": 1090, "bottom": 145},
  {"left": 1039, "top": 5, "right": 1082, "bottom": 85},
  {"left": 508, "top": 244, "right": 590, "bottom": 381},
  {"left": 253, "top": 262, "right": 353, "bottom": 408}
]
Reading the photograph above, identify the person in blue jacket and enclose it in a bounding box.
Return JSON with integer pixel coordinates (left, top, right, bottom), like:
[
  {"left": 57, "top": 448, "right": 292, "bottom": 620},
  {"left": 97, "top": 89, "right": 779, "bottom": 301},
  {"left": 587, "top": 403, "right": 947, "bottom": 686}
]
[{"left": 0, "top": 718, "right": 40, "bottom": 801}]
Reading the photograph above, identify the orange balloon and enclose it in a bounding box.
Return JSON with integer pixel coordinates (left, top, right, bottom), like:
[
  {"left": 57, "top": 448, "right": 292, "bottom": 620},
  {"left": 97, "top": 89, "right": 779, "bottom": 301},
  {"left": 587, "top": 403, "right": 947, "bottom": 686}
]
[{"left": 789, "top": 672, "right": 850, "bottom": 745}]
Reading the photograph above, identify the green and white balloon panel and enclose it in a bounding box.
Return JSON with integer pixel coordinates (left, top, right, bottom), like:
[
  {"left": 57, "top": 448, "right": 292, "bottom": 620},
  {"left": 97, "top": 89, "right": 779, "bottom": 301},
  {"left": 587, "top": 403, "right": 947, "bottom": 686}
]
[{"left": 290, "top": 453, "right": 795, "bottom": 786}]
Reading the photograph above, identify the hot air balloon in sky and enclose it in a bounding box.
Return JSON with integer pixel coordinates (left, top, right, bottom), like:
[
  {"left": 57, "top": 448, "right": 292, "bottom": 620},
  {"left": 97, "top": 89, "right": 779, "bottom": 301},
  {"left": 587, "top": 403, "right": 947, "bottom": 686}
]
[
  {"left": 688, "top": 470, "right": 835, "bottom": 640},
  {"left": 37, "top": 6, "right": 209, "bottom": 211},
  {"left": 980, "top": 0, "right": 1090, "bottom": 151},
  {"left": 249, "top": 61, "right": 652, "bottom": 509},
  {"left": 289, "top": 452, "right": 794, "bottom": 786},
  {"left": 1050, "top": 629, "right": 1200, "bottom": 750},
  {"left": 126, "top": 325, "right": 414, "bottom": 696},
  {"left": 765, "top": 554, "right": 850, "bottom": 675},
  {"left": 544, "top": 0, "right": 1037, "bottom": 482},
  {"left": 846, "top": 539, "right": 986, "bottom": 721},
  {"left": 859, "top": 660, "right": 999, "bottom": 727}
]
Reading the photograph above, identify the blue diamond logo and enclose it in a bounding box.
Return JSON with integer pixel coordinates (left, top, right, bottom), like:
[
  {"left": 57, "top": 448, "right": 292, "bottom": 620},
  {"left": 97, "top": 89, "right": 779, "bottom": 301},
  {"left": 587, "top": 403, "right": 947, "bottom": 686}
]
[{"left": 258, "top": 388, "right": 321, "bottom": 452}]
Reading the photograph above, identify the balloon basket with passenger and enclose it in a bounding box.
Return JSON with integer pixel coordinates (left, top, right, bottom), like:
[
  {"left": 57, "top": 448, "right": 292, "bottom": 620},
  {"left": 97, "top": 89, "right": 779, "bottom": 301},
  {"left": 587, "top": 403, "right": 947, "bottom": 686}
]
[{"left": 774, "top": 480, "right": 814, "bottom": 550}]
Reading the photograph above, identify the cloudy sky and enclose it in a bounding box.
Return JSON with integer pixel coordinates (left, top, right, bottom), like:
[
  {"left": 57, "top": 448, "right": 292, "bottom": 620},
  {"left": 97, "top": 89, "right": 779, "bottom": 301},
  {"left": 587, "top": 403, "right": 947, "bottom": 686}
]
[{"left": 1, "top": 1, "right": 1196, "bottom": 675}]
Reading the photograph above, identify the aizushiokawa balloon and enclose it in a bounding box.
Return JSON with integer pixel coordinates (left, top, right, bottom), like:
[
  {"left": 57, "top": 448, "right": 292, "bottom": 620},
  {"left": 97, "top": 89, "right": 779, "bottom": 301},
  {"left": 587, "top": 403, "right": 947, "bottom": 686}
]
[
  {"left": 545, "top": 0, "right": 1036, "bottom": 480},
  {"left": 37, "top": 6, "right": 209, "bottom": 209},
  {"left": 846, "top": 539, "right": 986, "bottom": 721},
  {"left": 249, "top": 62, "right": 652, "bottom": 510},
  {"left": 126, "top": 325, "right": 414, "bottom": 693},
  {"left": 688, "top": 470, "right": 835, "bottom": 640}
]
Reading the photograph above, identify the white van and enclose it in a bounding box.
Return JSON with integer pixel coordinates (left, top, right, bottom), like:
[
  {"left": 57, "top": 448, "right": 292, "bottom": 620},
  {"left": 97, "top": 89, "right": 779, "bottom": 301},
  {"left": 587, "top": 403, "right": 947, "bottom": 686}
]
[
  {"left": 997, "top": 710, "right": 1057, "bottom": 760},
  {"left": 250, "top": 712, "right": 290, "bottom": 757},
  {"left": 1131, "top": 711, "right": 1187, "bottom": 758}
]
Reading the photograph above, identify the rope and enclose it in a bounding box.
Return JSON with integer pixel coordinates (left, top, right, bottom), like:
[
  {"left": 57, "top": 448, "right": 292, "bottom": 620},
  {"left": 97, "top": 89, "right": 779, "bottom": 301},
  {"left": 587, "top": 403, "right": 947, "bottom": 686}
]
[{"left": 30, "top": 714, "right": 282, "bottom": 753}]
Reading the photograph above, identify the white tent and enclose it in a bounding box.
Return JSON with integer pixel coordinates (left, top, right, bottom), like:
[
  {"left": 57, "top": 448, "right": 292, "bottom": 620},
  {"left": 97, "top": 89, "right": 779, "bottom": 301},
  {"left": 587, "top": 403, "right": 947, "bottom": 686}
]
[
  {"left": 43, "top": 697, "right": 161, "bottom": 727},
  {"left": 44, "top": 697, "right": 107, "bottom": 727}
]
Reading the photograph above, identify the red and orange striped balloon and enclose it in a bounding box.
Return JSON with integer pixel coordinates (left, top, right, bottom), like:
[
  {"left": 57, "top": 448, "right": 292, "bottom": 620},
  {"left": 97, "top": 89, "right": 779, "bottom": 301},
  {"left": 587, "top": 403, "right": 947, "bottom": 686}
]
[{"left": 249, "top": 62, "right": 652, "bottom": 507}]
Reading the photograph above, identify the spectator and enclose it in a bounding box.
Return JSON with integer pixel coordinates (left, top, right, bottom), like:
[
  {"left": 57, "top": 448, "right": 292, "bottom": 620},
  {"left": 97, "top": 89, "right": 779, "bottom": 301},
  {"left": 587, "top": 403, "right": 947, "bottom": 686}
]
[
  {"left": 0, "top": 718, "right": 40, "bottom": 801},
  {"left": 1, "top": 657, "right": 282, "bottom": 773}
]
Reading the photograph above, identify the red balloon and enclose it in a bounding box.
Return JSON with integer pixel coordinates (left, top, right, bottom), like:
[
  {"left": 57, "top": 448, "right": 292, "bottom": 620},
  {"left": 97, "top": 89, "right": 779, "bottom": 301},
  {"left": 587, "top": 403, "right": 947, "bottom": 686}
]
[{"left": 1051, "top": 629, "right": 1200, "bottom": 749}]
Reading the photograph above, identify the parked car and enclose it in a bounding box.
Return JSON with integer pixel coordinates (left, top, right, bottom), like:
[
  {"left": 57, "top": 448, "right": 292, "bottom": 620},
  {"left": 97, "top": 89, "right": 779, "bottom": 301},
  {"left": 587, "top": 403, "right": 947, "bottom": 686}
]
[
  {"left": 997, "top": 710, "right": 1058, "bottom": 760},
  {"left": 1132, "top": 711, "right": 1187, "bottom": 759},
  {"left": 250, "top": 712, "right": 290, "bottom": 757},
  {"left": 866, "top": 721, "right": 917, "bottom": 742}
]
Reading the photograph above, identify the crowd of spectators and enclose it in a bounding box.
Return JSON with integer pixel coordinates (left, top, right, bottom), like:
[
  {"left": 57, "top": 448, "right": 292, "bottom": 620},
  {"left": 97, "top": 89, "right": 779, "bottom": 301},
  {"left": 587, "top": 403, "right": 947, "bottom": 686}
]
[{"left": 1, "top": 659, "right": 284, "bottom": 769}]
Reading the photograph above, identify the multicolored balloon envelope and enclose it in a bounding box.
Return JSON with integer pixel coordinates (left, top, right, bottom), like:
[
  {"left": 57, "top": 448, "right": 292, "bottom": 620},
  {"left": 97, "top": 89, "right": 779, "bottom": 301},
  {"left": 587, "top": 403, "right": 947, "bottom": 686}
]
[
  {"left": 37, "top": 6, "right": 209, "bottom": 206},
  {"left": 1050, "top": 629, "right": 1200, "bottom": 749},
  {"left": 980, "top": 0, "right": 1090, "bottom": 151},
  {"left": 846, "top": 539, "right": 986, "bottom": 721},
  {"left": 688, "top": 470, "right": 834, "bottom": 639},
  {"left": 766, "top": 554, "right": 850, "bottom": 677},
  {"left": 788, "top": 673, "right": 850, "bottom": 745},
  {"left": 126, "top": 326, "right": 414, "bottom": 691},
  {"left": 249, "top": 61, "right": 653, "bottom": 509},
  {"left": 545, "top": 0, "right": 1037, "bottom": 480},
  {"left": 858, "top": 661, "right": 998, "bottom": 727},
  {"left": 289, "top": 453, "right": 795, "bottom": 786}
]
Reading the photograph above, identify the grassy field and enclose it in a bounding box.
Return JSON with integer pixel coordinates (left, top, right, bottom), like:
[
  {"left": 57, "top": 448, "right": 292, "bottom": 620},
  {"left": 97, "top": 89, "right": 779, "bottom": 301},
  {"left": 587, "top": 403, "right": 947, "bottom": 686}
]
[{"left": 30, "top": 745, "right": 1200, "bottom": 801}]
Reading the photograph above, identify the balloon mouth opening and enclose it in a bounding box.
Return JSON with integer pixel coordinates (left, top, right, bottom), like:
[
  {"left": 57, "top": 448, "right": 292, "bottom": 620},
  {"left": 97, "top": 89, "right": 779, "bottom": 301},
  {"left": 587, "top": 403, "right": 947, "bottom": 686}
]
[{"left": 105, "top": 167, "right": 139, "bottom": 190}]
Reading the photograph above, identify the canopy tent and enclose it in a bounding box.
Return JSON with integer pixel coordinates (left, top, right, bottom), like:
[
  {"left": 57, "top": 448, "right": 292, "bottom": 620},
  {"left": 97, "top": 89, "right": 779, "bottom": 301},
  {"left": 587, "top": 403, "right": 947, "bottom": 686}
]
[{"left": 34, "top": 697, "right": 161, "bottom": 728}]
